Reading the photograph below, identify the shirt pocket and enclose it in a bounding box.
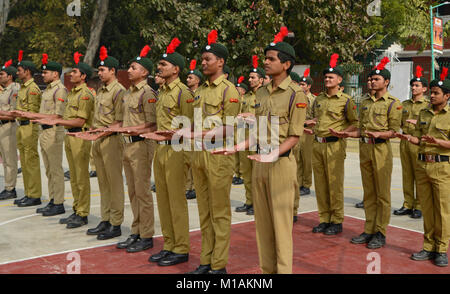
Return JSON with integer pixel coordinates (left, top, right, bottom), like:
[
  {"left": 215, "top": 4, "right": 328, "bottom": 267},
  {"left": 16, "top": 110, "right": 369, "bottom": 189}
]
[
  {"left": 42, "top": 96, "right": 55, "bottom": 113},
  {"left": 372, "top": 105, "right": 387, "bottom": 127},
  {"left": 99, "top": 97, "right": 114, "bottom": 115},
  {"left": 162, "top": 95, "right": 179, "bottom": 117},
  {"left": 327, "top": 105, "right": 344, "bottom": 121},
  {"left": 435, "top": 120, "right": 450, "bottom": 139},
  {"left": 203, "top": 95, "right": 223, "bottom": 116},
  {"left": 127, "top": 97, "right": 142, "bottom": 114}
]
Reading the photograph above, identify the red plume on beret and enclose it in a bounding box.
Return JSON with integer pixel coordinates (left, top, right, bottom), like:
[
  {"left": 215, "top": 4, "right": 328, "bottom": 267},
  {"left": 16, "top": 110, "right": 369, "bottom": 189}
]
[
  {"left": 238, "top": 76, "right": 245, "bottom": 84},
  {"left": 74, "top": 52, "right": 83, "bottom": 65},
  {"left": 18, "top": 50, "right": 23, "bottom": 62},
  {"left": 415, "top": 65, "right": 423, "bottom": 79},
  {"left": 42, "top": 53, "right": 48, "bottom": 66},
  {"left": 252, "top": 55, "right": 258, "bottom": 69},
  {"left": 140, "top": 45, "right": 151, "bottom": 58},
  {"left": 303, "top": 68, "right": 310, "bottom": 78},
  {"left": 376, "top": 57, "right": 390, "bottom": 71},
  {"left": 208, "top": 30, "right": 218, "bottom": 45},
  {"left": 273, "top": 26, "right": 288, "bottom": 44},
  {"left": 99, "top": 46, "right": 108, "bottom": 61},
  {"left": 4, "top": 59, "right": 12, "bottom": 68},
  {"left": 329, "top": 54, "right": 339, "bottom": 68},
  {"left": 166, "top": 38, "right": 181, "bottom": 54},
  {"left": 190, "top": 59, "right": 197, "bottom": 71},
  {"left": 440, "top": 67, "right": 448, "bottom": 81}
]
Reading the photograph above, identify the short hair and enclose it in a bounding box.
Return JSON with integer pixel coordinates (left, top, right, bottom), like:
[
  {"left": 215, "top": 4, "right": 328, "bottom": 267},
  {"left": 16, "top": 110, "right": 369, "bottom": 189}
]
[{"left": 277, "top": 51, "right": 295, "bottom": 74}]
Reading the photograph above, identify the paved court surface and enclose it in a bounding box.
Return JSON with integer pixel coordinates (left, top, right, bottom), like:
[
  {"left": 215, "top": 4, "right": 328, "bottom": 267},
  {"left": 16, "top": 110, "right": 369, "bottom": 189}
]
[{"left": 0, "top": 138, "right": 447, "bottom": 274}]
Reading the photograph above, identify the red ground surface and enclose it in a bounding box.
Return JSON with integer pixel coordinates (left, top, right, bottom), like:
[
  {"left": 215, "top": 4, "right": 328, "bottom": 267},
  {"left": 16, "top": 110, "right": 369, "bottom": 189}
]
[{"left": 0, "top": 211, "right": 448, "bottom": 274}]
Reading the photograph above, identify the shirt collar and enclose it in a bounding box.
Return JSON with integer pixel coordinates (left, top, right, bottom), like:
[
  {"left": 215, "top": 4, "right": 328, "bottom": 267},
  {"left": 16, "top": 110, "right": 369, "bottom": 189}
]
[
  {"left": 102, "top": 79, "right": 118, "bottom": 92},
  {"left": 48, "top": 80, "right": 61, "bottom": 89},
  {"left": 325, "top": 90, "right": 343, "bottom": 99},
  {"left": 204, "top": 74, "right": 226, "bottom": 88},
  {"left": 72, "top": 83, "right": 86, "bottom": 93},
  {"left": 163, "top": 77, "right": 180, "bottom": 91},
  {"left": 371, "top": 91, "right": 390, "bottom": 101},
  {"left": 23, "top": 78, "right": 34, "bottom": 87},
  {"left": 267, "top": 76, "right": 292, "bottom": 93}
]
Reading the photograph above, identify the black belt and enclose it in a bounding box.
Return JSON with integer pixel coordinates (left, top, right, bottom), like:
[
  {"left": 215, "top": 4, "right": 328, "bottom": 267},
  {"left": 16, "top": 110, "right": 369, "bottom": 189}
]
[
  {"left": 418, "top": 154, "right": 449, "bottom": 163},
  {"left": 124, "top": 135, "right": 144, "bottom": 143},
  {"left": 315, "top": 136, "right": 339, "bottom": 143},
  {"left": 41, "top": 124, "right": 53, "bottom": 130},
  {"left": 67, "top": 127, "right": 87, "bottom": 133},
  {"left": 0, "top": 120, "right": 14, "bottom": 125},
  {"left": 360, "top": 137, "right": 387, "bottom": 144},
  {"left": 18, "top": 120, "right": 30, "bottom": 126}
]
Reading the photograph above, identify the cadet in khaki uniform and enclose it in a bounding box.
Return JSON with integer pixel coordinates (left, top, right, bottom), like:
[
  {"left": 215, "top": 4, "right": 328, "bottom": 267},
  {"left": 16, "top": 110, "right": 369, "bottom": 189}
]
[
  {"left": 297, "top": 68, "right": 315, "bottom": 196},
  {"left": 184, "top": 59, "right": 202, "bottom": 200},
  {"left": 308, "top": 55, "right": 358, "bottom": 235},
  {"left": 215, "top": 27, "right": 307, "bottom": 274},
  {"left": 396, "top": 71, "right": 450, "bottom": 267},
  {"left": 183, "top": 30, "right": 240, "bottom": 274},
  {"left": 16, "top": 55, "right": 67, "bottom": 216},
  {"left": 235, "top": 56, "right": 265, "bottom": 216},
  {"left": 355, "top": 76, "right": 376, "bottom": 209},
  {"left": 14, "top": 52, "right": 43, "bottom": 207},
  {"left": 393, "top": 66, "right": 429, "bottom": 219},
  {"left": 85, "top": 47, "right": 125, "bottom": 240},
  {"left": 36, "top": 53, "right": 95, "bottom": 229},
  {"left": 0, "top": 60, "right": 19, "bottom": 200},
  {"left": 143, "top": 38, "right": 194, "bottom": 266},
  {"left": 232, "top": 76, "right": 246, "bottom": 185},
  {"left": 344, "top": 58, "right": 402, "bottom": 249},
  {"left": 113, "top": 45, "right": 157, "bottom": 253}
]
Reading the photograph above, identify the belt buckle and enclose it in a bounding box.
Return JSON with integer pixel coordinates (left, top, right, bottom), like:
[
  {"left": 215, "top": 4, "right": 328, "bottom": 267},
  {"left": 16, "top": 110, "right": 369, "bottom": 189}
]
[
  {"left": 425, "top": 155, "right": 435, "bottom": 163},
  {"left": 123, "top": 136, "right": 132, "bottom": 144}
]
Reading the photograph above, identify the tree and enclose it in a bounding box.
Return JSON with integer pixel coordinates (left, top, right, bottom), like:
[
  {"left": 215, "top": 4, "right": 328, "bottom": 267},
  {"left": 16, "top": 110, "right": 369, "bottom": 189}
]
[
  {"left": 83, "top": 0, "right": 109, "bottom": 66},
  {"left": 0, "top": 0, "right": 18, "bottom": 37}
]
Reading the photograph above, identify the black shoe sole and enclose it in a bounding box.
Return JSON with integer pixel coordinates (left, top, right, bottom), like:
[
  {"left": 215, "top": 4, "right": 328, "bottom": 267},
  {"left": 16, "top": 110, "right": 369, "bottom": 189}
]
[
  {"left": 126, "top": 244, "right": 153, "bottom": 253},
  {"left": 97, "top": 232, "right": 122, "bottom": 240},
  {"left": 157, "top": 257, "right": 189, "bottom": 266},
  {"left": 42, "top": 210, "right": 65, "bottom": 217},
  {"left": 0, "top": 195, "right": 17, "bottom": 200},
  {"left": 17, "top": 201, "right": 42, "bottom": 207}
]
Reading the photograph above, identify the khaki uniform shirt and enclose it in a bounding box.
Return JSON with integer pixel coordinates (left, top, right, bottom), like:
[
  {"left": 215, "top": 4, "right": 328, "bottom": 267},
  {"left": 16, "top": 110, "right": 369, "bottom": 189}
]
[
  {"left": 192, "top": 74, "right": 241, "bottom": 130},
  {"left": 255, "top": 76, "right": 307, "bottom": 146},
  {"left": 240, "top": 90, "right": 257, "bottom": 115},
  {"left": 413, "top": 104, "right": 450, "bottom": 156},
  {"left": 305, "top": 92, "right": 316, "bottom": 120},
  {"left": 312, "top": 91, "right": 358, "bottom": 137},
  {"left": 16, "top": 78, "right": 41, "bottom": 119},
  {"left": 156, "top": 77, "right": 194, "bottom": 131},
  {"left": 359, "top": 91, "right": 402, "bottom": 136},
  {"left": 401, "top": 96, "right": 429, "bottom": 135},
  {"left": 63, "top": 83, "right": 94, "bottom": 129},
  {"left": 0, "top": 82, "right": 19, "bottom": 112},
  {"left": 121, "top": 80, "right": 157, "bottom": 128},
  {"left": 92, "top": 79, "right": 125, "bottom": 128},
  {"left": 40, "top": 80, "right": 67, "bottom": 116}
]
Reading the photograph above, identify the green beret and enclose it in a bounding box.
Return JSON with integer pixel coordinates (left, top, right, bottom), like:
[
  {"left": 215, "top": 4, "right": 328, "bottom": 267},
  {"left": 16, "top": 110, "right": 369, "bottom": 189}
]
[
  {"left": 188, "top": 69, "right": 203, "bottom": 80},
  {"left": 301, "top": 76, "right": 313, "bottom": 85},
  {"left": 131, "top": 56, "right": 153, "bottom": 74},
  {"left": 236, "top": 82, "right": 248, "bottom": 92},
  {"left": 42, "top": 61, "right": 62, "bottom": 75},
  {"left": 97, "top": 56, "right": 119, "bottom": 70},
  {"left": 74, "top": 62, "right": 93, "bottom": 79},
  {"left": 429, "top": 78, "right": 450, "bottom": 92},
  {"left": 162, "top": 52, "right": 185, "bottom": 70},
  {"left": 264, "top": 41, "right": 296, "bottom": 59},
  {"left": 410, "top": 77, "right": 428, "bottom": 87},
  {"left": 369, "top": 68, "right": 391, "bottom": 80},
  {"left": 290, "top": 71, "right": 301, "bottom": 83},
  {"left": 223, "top": 64, "right": 231, "bottom": 75},
  {"left": 202, "top": 43, "right": 229, "bottom": 61},
  {"left": 17, "top": 60, "right": 37, "bottom": 73},
  {"left": 323, "top": 66, "right": 344, "bottom": 77},
  {"left": 250, "top": 67, "right": 265, "bottom": 78},
  {"left": 1, "top": 65, "right": 18, "bottom": 78}
]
